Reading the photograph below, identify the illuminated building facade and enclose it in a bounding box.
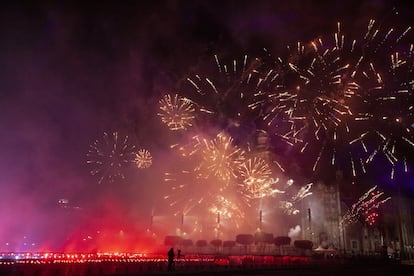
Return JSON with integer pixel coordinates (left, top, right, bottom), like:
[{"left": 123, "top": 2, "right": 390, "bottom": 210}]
[
  {"left": 300, "top": 173, "right": 414, "bottom": 259},
  {"left": 253, "top": 130, "right": 414, "bottom": 259}
]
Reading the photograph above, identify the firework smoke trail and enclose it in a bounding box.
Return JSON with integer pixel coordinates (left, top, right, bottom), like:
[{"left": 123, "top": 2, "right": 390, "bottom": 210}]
[
  {"left": 278, "top": 181, "right": 313, "bottom": 215},
  {"left": 86, "top": 131, "right": 136, "bottom": 184},
  {"left": 341, "top": 185, "right": 391, "bottom": 226},
  {"left": 291, "top": 182, "right": 313, "bottom": 202}
]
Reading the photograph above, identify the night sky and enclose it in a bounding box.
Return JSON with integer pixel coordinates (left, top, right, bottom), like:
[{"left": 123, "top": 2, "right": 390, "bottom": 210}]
[{"left": 0, "top": 0, "right": 413, "bottom": 252}]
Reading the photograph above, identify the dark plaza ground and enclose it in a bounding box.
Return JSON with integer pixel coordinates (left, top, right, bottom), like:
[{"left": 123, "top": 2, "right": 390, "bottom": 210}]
[{"left": 1, "top": 254, "right": 414, "bottom": 276}]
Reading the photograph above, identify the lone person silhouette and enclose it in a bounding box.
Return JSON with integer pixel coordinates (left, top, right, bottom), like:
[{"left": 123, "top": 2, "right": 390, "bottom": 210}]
[{"left": 167, "top": 247, "right": 175, "bottom": 271}]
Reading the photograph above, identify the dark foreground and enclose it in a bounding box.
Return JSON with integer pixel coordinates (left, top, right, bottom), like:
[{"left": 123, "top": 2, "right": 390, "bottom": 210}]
[
  {"left": 158, "top": 263, "right": 414, "bottom": 276},
  {"left": 2, "top": 263, "right": 414, "bottom": 276},
  {"left": 1, "top": 255, "right": 414, "bottom": 276}
]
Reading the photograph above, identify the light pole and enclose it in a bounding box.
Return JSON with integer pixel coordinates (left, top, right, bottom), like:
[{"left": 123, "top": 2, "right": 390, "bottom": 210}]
[
  {"left": 216, "top": 212, "right": 221, "bottom": 239},
  {"left": 308, "top": 208, "right": 312, "bottom": 240},
  {"left": 259, "top": 210, "right": 263, "bottom": 230}
]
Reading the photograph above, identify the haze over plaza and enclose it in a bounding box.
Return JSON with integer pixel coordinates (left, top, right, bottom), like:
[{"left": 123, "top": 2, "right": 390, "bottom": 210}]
[{"left": 0, "top": 0, "right": 413, "bottom": 255}]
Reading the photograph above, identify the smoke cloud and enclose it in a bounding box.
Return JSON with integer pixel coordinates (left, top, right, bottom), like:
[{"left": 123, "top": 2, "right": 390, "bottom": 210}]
[{"left": 0, "top": 0, "right": 412, "bottom": 252}]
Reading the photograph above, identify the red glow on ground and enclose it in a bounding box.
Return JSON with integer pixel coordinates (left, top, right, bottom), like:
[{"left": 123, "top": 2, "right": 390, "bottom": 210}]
[
  {"left": 55, "top": 195, "right": 159, "bottom": 254},
  {"left": 60, "top": 227, "right": 157, "bottom": 254}
]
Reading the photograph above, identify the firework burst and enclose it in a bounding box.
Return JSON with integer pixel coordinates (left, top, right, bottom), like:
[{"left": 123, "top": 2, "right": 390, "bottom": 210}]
[
  {"left": 341, "top": 185, "right": 391, "bottom": 226},
  {"left": 163, "top": 169, "right": 209, "bottom": 216},
  {"left": 259, "top": 36, "right": 358, "bottom": 175},
  {"left": 163, "top": 130, "right": 301, "bottom": 231},
  {"left": 176, "top": 54, "right": 272, "bottom": 144},
  {"left": 209, "top": 195, "right": 245, "bottom": 224},
  {"left": 195, "top": 132, "right": 245, "bottom": 181},
  {"left": 164, "top": 132, "right": 245, "bottom": 218},
  {"left": 258, "top": 17, "right": 414, "bottom": 179},
  {"left": 86, "top": 132, "right": 136, "bottom": 184},
  {"left": 157, "top": 94, "right": 196, "bottom": 131},
  {"left": 347, "top": 18, "right": 414, "bottom": 179},
  {"left": 238, "top": 157, "right": 274, "bottom": 200},
  {"left": 171, "top": 132, "right": 245, "bottom": 181},
  {"left": 163, "top": 167, "right": 246, "bottom": 225},
  {"left": 135, "top": 149, "right": 153, "bottom": 169}
]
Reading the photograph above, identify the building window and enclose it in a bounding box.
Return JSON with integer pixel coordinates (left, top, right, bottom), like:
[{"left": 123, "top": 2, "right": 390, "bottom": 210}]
[{"left": 351, "top": 240, "right": 359, "bottom": 250}]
